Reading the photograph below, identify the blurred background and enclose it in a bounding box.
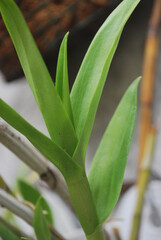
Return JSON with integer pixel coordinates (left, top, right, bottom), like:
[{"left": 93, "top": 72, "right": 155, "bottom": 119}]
[{"left": 0, "top": 0, "right": 161, "bottom": 239}]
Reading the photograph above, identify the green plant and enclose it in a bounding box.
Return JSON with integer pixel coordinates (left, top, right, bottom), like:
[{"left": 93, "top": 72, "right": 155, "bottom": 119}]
[{"left": 0, "top": 0, "right": 141, "bottom": 239}]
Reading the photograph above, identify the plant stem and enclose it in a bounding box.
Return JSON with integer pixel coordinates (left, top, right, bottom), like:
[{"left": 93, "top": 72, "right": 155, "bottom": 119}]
[
  {"left": 138, "top": 0, "right": 161, "bottom": 170},
  {"left": 67, "top": 173, "right": 105, "bottom": 240},
  {"left": 130, "top": 128, "right": 156, "bottom": 240},
  {"left": 0, "top": 189, "right": 33, "bottom": 225},
  {"left": 113, "top": 228, "right": 122, "bottom": 240},
  {"left": 0, "top": 119, "right": 72, "bottom": 208},
  {"left": 86, "top": 225, "right": 105, "bottom": 240}
]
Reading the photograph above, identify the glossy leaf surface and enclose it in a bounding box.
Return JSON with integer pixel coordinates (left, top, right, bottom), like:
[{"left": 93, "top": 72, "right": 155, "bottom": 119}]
[
  {"left": 18, "top": 180, "right": 53, "bottom": 225},
  {"left": 56, "top": 33, "right": 74, "bottom": 125},
  {"left": 0, "top": 0, "right": 77, "bottom": 156},
  {"left": 71, "top": 0, "right": 141, "bottom": 165},
  {"left": 34, "top": 198, "right": 51, "bottom": 240},
  {"left": 88, "top": 78, "right": 140, "bottom": 223},
  {"left": 0, "top": 99, "right": 81, "bottom": 180}
]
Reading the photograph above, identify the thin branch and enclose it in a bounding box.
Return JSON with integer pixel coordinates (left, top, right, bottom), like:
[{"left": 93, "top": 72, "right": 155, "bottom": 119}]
[
  {"left": 112, "top": 228, "right": 122, "bottom": 240},
  {"left": 49, "top": 225, "right": 66, "bottom": 240},
  {"left": 104, "top": 230, "right": 111, "bottom": 240},
  {"left": 0, "top": 189, "right": 33, "bottom": 225},
  {"left": 0, "top": 188, "right": 111, "bottom": 240},
  {"left": 0, "top": 119, "right": 72, "bottom": 208},
  {"left": 138, "top": 0, "right": 161, "bottom": 171},
  {"left": 130, "top": 128, "right": 156, "bottom": 240},
  {"left": 0, "top": 189, "right": 65, "bottom": 240}
]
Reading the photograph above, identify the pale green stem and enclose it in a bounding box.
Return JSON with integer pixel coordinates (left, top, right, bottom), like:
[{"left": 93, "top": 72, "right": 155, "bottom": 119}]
[
  {"left": 67, "top": 173, "right": 105, "bottom": 240},
  {"left": 87, "top": 225, "right": 105, "bottom": 240}
]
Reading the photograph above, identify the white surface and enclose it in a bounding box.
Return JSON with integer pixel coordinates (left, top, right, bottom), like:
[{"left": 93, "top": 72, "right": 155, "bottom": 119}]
[{"left": 105, "top": 181, "right": 161, "bottom": 240}]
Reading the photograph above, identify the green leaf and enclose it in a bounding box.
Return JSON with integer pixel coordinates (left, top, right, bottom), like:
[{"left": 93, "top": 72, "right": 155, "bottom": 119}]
[
  {"left": 18, "top": 180, "right": 40, "bottom": 204},
  {"left": 71, "top": 0, "right": 141, "bottom": 165},
  {"left": 0, "top": 222, "right": 19, "bottom": 240},
  {"left": 88, "top": 78, "right": 140, "bottom": 223},
  {"left": 0, "top": 99, "right": 82, "bottom": 181},
  {"left": 18, "top": 180, "right": 53, "bottom": 225},
  {"left": 0, "top": 0, "right": 77, "bottom": 156},
  {"left": 56, "top": 32, "right": 74, "bottom": 125},
  {"left": 34, "top": 198, "right": 51, "bottom": 240}
]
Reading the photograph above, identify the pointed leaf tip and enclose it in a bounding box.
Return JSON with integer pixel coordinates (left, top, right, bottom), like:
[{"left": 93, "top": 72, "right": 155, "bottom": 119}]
[
  {"left": 71, "top": 0, "right": 141, "bottom": 165},
  {"left": 88, "top": 78, "right": 140, "bottom": 223},
  {"left": 0, "top": 0, "right": 77, "bottom": 155},
  {"left": 56, "top": 32, "right": 74, "bottom": 126},
  {"left": 18, "top": 180, "right": 53, "bottom": 225}
]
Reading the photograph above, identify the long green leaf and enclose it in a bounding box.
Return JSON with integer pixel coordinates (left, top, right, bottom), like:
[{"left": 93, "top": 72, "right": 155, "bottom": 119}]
[
  {"left": 34, "top": 198, "right": 51, "bottom": 240},
  {"left": 88, "top": 78, "right": 140, "bottom": 223},
  {"left": 18, "top": 180, "right": 53, "bottom": 225},
  {"left": 0, "top": 222, "right": 19, "bottom": 240},
  {"left": 0, "top": 0, "right": 77, "bottom": 156},
  {"left": 0, "top": 99, "right": 82, "bottom": 181},
  {"left": 56, "top": 32, "right": 74, "bottom": 125},
  {"left": 71, "top": 0, "right": 141, "bottom": 165}
]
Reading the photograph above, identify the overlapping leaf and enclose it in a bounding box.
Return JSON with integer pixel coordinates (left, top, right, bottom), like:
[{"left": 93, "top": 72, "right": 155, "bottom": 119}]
[
  {"left": 0, "top": 99, "right": 82, "bottom": 180},
  {"left": 88, "top": 78, "right": 140, "bottom": 223},
  {"left": 56, "top": 33, "right": 74, "bottom": 125},
  {"left": 0, "top": 0, "right": 77, "bottom": 156},
  {"left": 18, "top": 180, "right": 53, "bottom": 225},
  {"left": 34, "top": 198, "right": 51, "bottom": 240},
  {"left": 71, "top": 0, "right": 141, "bottom": 165}
]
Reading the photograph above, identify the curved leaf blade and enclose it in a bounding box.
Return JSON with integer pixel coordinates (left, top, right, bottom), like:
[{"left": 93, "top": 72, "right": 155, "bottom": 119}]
[
  {"left": 0, "top": 99, "right": 82, "bottom": 180},
  {"left": 34, "top": 198, "right": 51, "bottom": 240},
  {"left": 88, "top": 78, "right": 140, "bottom": 223},
  {"left": 56, "top": 33, "right": 74, "bottom": 125},
  {"left": 18, "top": 180, "right": 53, "bottom": 225},
  {"left": 0, "top": 0, "right": 77, "bottom": 156},
  {"left": 71, "top": 0, "right": 141, "bottom": 164}
]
